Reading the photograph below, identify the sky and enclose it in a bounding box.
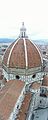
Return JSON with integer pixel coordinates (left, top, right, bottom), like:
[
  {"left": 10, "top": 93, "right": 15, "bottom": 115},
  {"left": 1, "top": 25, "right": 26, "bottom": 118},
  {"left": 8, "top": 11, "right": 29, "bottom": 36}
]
[{"left": 0, "top": 0, "right": 48, "bottom": 40}]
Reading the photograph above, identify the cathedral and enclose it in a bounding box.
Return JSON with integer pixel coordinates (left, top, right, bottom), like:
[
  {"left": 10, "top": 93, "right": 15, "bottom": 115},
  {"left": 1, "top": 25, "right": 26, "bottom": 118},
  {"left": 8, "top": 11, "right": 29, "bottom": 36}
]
[
  {"left": 0, "top": 23, "right": 48, "bottom": 120},
  {"left": 3, "top": 22, "right": 43, "bottom": 82}
]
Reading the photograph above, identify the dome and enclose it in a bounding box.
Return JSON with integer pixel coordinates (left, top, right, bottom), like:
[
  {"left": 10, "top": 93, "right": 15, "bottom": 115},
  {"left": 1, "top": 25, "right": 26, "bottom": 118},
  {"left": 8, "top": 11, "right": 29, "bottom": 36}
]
[
  {"left": 3, "top": 23, "right": 42, "bottom": 70},
  {"left": 3, "top": 38, "right": 42, "bottom": 69}
]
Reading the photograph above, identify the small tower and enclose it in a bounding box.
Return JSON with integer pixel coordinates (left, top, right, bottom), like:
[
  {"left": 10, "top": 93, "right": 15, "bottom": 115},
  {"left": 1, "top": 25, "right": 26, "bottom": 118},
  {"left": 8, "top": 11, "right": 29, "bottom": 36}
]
[{"left": 20, "top": 22, "right": 28, "bottom": 38}]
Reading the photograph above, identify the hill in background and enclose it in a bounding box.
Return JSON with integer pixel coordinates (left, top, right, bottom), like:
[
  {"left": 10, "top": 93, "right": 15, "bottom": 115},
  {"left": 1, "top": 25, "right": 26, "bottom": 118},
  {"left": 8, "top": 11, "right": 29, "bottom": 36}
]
[{"left": 0, "top": 38, "right": 48, "bottom": 45}]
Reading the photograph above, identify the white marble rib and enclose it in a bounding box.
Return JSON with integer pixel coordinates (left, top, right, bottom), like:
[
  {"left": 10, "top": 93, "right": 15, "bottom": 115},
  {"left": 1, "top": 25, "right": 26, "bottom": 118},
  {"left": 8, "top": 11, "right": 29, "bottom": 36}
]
[
  {"left": 7, "top": 38, "right": 19, "bottom": 67},
  {"left": 23, "top": 38, "right": 28, "bottom": 69}
]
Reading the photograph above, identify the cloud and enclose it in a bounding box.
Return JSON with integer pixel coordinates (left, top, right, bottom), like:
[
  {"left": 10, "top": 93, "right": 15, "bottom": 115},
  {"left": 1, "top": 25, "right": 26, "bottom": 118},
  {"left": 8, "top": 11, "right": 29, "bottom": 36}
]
[{"left": 0, "top": 0, "right": 48, "bottom": 39}]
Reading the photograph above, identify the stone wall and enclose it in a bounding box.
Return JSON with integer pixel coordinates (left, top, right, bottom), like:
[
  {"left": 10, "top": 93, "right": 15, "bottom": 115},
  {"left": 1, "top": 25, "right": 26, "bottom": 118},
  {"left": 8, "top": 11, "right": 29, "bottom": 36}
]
[{"left": 3, "top": 68, "right": 44, "bottom": 83}]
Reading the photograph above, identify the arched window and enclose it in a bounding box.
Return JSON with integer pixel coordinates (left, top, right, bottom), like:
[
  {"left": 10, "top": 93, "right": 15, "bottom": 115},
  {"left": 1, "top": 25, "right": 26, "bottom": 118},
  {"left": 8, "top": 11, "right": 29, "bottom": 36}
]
[
  {"left": 22, "top": 32, "right": 23, "bottom": 38},
  {"left": 32, "top": 74, "right": 36, "bottom": 78},
  {"left": 16, "top": 75, "right": 20, "bottom": 79}
]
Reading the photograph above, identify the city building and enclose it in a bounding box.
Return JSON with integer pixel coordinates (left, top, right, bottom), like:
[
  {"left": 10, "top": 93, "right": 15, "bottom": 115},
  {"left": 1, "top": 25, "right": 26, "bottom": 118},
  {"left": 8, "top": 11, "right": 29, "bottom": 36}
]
[
  {"left": 3, "top": 22, "right": 43, "bottom": 83},
  {"left": 0, "top": 23, "right": 48, "bottom": 120}
]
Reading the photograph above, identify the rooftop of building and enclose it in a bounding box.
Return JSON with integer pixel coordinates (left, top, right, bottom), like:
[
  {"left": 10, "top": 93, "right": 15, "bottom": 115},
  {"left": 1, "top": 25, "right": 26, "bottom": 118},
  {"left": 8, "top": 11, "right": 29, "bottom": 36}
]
[
  {"left": 30, "top": 82, "right": 41, "bottom": 90},
  {"left": 42, "top": 75, "right": 48, "bottom": 86},
  {"left": 16, "top": 92, "right": 32, "bottom": 120},
  {"left": 0, "top": 80, "right": 25, "bottom": 120}
]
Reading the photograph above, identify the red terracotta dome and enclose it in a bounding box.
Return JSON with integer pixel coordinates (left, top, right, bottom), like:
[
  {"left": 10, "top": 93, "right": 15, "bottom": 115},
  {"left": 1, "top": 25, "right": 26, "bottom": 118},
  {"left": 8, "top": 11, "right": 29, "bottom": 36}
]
[
  {"left": 3, "top": 38, "right": 42, "bottom": 69},
  {"left": 3, "top": 23, "right": 42, "bottom": 69}
]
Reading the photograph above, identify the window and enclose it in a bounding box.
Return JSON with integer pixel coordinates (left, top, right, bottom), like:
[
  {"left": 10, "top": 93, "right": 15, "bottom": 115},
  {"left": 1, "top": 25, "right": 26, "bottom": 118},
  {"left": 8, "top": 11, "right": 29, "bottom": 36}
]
[
  {"left": 42, "top": 89, "right": 45, "bottom": 94},
  {"left": 16, "top": 75, "right": 20, "bottom": 79},
  {"left": 43, "top": 51, "right": 46, "bottom": 55},
  {"left": 40, "top": 100, "right": 42, "bottom": 103},
  {"left": 24, "top": 32, "right": 25, "bottom": 37},
  {"left": 22, "top": 32, "right": 23, "bottom": 37},
  {"left": 32, "top": 74, "right": 36, "bottom": 78},
  {"left": 17, "top": 105, "right": 19, "bottom": 109}
]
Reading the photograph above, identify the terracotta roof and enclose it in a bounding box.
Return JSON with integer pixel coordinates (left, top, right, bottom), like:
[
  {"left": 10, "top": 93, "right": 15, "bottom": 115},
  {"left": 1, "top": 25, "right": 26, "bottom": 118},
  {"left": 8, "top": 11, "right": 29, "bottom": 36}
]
[
  {"left": 16, "top": 92, "right": 32, "bottom": 120},
  {"left": 3, "top": 38, "right": 42, "bottom": 69},
  {"left": 9, "top": 39, "right": 26, "bottom": 68},
  {"left": 26, "top": 39, "right": 41, "bottom": 68},
  {"left": 42, "top": 75, "right": 48, "bottom": 86},
  {"left": 0, "top": 80, "right": 25, "bottom": 120},
  {"left": 30, "top": 82, "right": 41, "bottom": 90},
  {"left": 3, "top": 41, "right": 15, "bottom": 66}
]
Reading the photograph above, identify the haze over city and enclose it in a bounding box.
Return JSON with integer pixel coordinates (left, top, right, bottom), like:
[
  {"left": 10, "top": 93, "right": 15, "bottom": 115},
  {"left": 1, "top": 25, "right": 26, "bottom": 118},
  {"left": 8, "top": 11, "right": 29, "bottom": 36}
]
[{"left": 0, "top": 0, "right": 48, "bottom": 40}]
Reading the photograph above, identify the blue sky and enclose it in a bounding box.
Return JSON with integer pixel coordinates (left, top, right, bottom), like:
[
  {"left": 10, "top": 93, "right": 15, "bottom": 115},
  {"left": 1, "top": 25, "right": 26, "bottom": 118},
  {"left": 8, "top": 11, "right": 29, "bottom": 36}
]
[{"left": 0, "top": 0, "right": 48, "bottom": 40}]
